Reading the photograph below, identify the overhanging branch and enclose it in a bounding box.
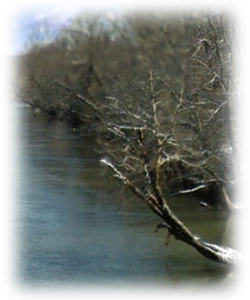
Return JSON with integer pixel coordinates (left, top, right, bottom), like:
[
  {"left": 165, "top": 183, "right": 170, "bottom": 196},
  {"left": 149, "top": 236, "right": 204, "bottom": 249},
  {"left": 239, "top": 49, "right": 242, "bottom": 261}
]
[{"left": 100, "top": 158, "right": 242, "bottom": 265}]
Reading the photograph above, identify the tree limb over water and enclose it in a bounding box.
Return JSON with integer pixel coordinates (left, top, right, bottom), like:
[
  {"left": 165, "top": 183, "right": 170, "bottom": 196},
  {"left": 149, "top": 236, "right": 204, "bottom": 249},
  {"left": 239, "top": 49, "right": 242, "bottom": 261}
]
[
  {"left": 101, "top": 158, "right": 242, "bottom": 265},
  {"left": 15, "top": 10, "right": 241, "bottom": 264}
]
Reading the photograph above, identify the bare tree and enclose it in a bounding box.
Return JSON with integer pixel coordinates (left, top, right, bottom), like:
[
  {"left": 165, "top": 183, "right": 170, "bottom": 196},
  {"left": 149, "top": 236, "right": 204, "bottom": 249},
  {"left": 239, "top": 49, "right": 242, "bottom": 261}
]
[
  {"left": 94, "top": 12, "right": 241, "bottom": 264},
  {"left": 97, "top": 67, "right": 241, "bottom": 264},
  {"left": 15, "top": 10, "right": 242, "bottom": 264}
]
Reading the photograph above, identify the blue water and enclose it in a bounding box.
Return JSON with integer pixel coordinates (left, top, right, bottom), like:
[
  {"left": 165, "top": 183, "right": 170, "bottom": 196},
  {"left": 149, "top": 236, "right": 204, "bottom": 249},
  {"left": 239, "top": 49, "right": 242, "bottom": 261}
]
[{"left": 15, "top": 106, "right": 230, "bottom": 286}]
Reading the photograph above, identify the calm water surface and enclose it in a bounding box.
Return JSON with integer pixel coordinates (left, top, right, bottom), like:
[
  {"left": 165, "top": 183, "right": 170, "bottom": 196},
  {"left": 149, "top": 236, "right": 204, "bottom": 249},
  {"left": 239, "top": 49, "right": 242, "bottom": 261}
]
[{"left": 14, "top": 105, "right": 232, "bottom": 287}]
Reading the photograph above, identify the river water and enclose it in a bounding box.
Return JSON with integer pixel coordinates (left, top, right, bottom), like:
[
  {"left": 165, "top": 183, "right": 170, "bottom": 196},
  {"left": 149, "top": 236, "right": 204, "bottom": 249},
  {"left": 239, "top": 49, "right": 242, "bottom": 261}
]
[{"left": 14, "top": 105, "right": 233, "bottom": 287}]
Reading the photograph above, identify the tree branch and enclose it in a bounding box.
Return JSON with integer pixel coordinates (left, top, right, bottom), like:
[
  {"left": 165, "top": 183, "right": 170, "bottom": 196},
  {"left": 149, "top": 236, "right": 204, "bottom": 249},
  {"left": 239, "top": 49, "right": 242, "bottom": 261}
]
[{"left": 100, "top": 159, "right": 242, "bottom": 265}]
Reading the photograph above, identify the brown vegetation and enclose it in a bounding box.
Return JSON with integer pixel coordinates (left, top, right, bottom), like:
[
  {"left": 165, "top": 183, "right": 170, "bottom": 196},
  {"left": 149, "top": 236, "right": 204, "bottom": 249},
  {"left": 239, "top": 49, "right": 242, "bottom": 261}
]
[{"left": 14, "top": 10, "right": 241, "bottom": 264}]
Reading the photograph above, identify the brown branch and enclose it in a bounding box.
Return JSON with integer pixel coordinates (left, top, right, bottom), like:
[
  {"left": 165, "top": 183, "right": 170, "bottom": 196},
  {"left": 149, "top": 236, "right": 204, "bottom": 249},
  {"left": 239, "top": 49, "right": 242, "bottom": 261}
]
[{"left": 100, "top": 159, "right": 242, "bottom": 265}]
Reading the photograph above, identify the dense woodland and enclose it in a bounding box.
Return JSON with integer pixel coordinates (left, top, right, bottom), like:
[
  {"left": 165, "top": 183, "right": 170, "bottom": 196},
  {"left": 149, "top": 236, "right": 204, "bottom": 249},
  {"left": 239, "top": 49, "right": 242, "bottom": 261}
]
[{"left": 14, "top": 10, "right": 242, "bottom": 264}]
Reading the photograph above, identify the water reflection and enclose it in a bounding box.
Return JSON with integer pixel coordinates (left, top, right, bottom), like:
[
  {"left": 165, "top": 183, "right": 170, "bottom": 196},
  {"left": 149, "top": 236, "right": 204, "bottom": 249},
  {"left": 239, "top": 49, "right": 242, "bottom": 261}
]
[{"left": 15, "top": 105, "right": 231, "bottom": 286}]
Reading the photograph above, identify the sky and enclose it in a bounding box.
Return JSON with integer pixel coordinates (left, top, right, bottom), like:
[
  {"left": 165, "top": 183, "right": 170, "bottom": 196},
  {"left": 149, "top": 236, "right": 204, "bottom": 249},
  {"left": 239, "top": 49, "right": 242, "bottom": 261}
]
[
  {"left": 5, "top": 1, "right": 156, "bottom": 55},
  {"left": 10, "top": 6, "right": 81, "bottom": 54},
  {"left": 3, "top": 2, "right": 124, "bottom": 55},
  {"left": 7, "top": 4, "right": 105, "bottom": 55}
]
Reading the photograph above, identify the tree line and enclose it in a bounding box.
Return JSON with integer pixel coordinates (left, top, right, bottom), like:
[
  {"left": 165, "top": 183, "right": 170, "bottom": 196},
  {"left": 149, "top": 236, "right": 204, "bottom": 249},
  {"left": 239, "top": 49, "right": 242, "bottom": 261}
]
[{"left": 14, "top": 9, "right": 242, "bottom": 264}]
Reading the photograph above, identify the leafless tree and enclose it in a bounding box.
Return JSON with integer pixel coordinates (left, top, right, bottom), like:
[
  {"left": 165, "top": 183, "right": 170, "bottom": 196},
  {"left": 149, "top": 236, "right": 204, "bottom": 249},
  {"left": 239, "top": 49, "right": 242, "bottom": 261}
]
[
  {"left": 14, "top": 10, "right": 242, "bottom": 264},
  {"left": 95, "top": 12, "right": 241, "bottom": 264}
]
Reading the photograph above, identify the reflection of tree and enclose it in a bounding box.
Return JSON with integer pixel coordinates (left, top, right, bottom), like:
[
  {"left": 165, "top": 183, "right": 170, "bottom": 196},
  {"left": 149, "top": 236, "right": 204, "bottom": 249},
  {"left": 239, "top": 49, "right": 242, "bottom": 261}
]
[{"left": 15, "top": 11, "right": 241, "bottom": 264}]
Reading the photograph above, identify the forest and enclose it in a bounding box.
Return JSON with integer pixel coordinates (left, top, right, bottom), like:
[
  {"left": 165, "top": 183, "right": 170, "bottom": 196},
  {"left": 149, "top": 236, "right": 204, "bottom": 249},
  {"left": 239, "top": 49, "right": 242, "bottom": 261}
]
[{"left": 13, "top": 9, "right": 242, "bottom": 265}]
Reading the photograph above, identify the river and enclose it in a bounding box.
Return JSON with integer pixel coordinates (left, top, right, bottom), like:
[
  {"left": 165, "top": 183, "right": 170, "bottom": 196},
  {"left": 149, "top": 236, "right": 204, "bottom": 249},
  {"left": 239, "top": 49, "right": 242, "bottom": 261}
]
[{"left": 14, "top": 104, "right": 232, "bottom": 287}]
